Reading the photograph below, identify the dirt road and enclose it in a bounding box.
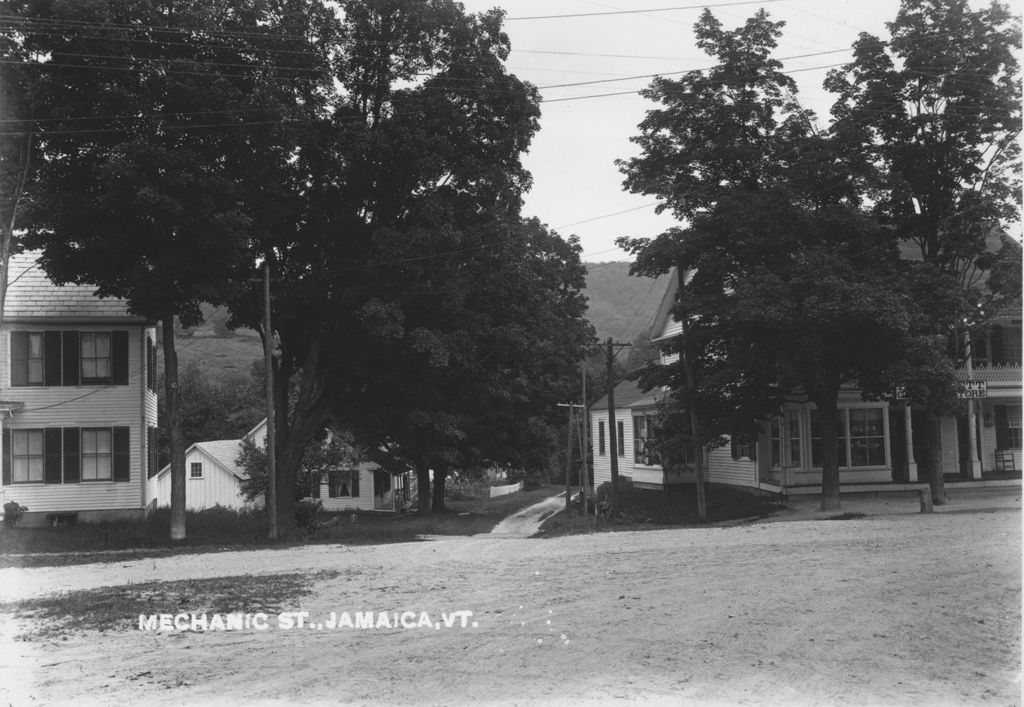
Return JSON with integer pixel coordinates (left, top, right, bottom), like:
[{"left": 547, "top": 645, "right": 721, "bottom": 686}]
[{"left": 0, "top": 493, "right": 1019, "bottom": 706}]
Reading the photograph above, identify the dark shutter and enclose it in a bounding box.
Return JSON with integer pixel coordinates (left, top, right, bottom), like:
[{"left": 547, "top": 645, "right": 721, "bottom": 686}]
[
  {"left": 63, "top": 428, "right": 80, "bottom": 483},
  {"left": 44, "top": 428, "right": 63, "bottom": 483},
  {"left": 112, "top": 331, "right": 129, "bottom": 385},
  {"left": 147, "top": 427, "right": 157, "bottom": 477},
  {"left": 62, "top": 331, "right": 80, "bottom": 386},
  {"left": 350, "top": 469, "right": 360, "bottom": 497},
  {"left": 146, "top": 338, "right": 156, "bottom": 392},
  {"left": 10, "top": 331, "right": 28, "bottom": 386},
  {"left": 991, "top": 326, "right": 1005, "bottom": 366},
  {"left": 2, "top": 429, "right": 10, "bottom": 485},
  {"left": 598, "top": 421, "right": 605, "bottom": 455},
  {"left": 44, "top": 331, "right": 62, "bottom": 386},
  {"left": 113, "top": 427, "right": 131, "bottom": 482},
  {"left": 995, "top": 406, "right": 1009, "bottom": 449}
]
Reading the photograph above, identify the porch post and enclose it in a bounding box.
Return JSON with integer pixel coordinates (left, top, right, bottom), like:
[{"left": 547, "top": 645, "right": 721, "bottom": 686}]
[{"left": 904, "top": 404, "right": 918, "bottom": 482}]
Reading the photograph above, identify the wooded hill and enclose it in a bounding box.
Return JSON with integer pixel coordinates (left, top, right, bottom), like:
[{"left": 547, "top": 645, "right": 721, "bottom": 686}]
[{"left": 173, "top": 262, "right": 667, "bottom": 376}]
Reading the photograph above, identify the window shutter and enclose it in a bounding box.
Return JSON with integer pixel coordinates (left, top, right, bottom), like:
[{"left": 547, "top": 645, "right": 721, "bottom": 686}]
[
  {"left": 113, "top": 427, "right": 131, "bottom": 482},
  {"left": 10, "top": 331, "right": 28, "bottom": 386},
  {"left": 112, "top": 331, "right": 129, "bottom": 385},
  {"left": 44, "top": 428, "right": 62, "bottom": 484},
  {"left": 351, "top": 469, "right": 360, "bottom": 497},
  {"left": 991, "top": 326, "right": 1005, "bottom": 366},
  {"left": 147, "top": 427, "right": 158, "bottom": 477},
  {"left": 995, "top": 405, "right": 1009, "bottom": 450},
  {"left": 44, "top": 331, "right": 62, "bottom": 386},
  {"left": 146, "top": 338, "right": 156, "bottom": 392},
  {"left": 63, "top": 428, "right": 80, "bottom": 483},
  {"left": 2, "top": 429, "right": 10, "bottom": 485},
  {"left": 311, "top": 475, "right": 321, "bottom": 499},
  {"left": 62, "top": 331, "right": 80, "bottom": 386}
]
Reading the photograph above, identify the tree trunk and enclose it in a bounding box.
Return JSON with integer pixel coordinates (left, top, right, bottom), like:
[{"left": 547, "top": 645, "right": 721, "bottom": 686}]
[
  {"left": 816, "top": 383, "right": 842, "bottom": 512},
  {"left": 163, "top": 318, "right": 186, "bottom": 540},
  {"left": 431, "top": 466, "right": 447, "bottom": 512},
  {"left": 414, "top": 458, "right": 431, "bottom": 513},
  {"left": 926, "top": 410, "right": 946, "bottom": 505}
]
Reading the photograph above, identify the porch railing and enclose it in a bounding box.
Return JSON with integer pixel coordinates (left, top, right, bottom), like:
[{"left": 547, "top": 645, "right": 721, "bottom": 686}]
[{"left": 956, "top": 363, "right": 1022, "bottom": 383}]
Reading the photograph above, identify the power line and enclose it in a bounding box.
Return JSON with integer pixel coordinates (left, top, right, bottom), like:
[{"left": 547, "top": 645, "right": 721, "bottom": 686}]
[{"left": 506, "top": 0, "right": 786, "bottom": 21}]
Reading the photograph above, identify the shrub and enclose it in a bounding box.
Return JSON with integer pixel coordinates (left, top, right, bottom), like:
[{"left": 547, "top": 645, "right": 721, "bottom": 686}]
[
  {"left": 3, "top": 501, "right": 28, "bottom": 528},
  {"left": 295, "top": 499, "right": 323, "bottom": 533}
]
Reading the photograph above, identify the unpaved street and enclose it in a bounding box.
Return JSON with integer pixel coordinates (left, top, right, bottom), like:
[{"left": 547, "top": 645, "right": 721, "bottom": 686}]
[{"left": 0, "top": 493, "right": 1019, "bottom": 706}]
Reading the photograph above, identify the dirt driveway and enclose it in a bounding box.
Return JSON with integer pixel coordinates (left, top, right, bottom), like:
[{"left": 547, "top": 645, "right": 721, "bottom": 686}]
[{"left": 0, "top": 492, "right": 1019, "bottom": 706}]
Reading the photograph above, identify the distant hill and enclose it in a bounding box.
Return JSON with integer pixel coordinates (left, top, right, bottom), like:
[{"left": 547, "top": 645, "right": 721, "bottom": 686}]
[
  {"left": 583, "top": 262, "right": 669, "bottom": 343},
  {"left": 170, "top": 263, "right": 669, "bottom": 380}
]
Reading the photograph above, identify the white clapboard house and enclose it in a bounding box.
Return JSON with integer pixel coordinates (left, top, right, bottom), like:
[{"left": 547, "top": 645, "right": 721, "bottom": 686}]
[{"left": 0, "top": 252, "right": 159, "bottom": 525}]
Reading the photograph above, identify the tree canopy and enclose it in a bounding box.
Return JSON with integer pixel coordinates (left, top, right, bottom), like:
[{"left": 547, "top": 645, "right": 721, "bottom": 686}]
[{"left": 618, "top": 9, "right": 944, "bottom": 510}]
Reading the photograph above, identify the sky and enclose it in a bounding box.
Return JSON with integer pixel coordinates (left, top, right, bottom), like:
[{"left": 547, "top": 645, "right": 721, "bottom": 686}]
[{"left": 455, "top": 0, "right": 998, "bottom": 262}]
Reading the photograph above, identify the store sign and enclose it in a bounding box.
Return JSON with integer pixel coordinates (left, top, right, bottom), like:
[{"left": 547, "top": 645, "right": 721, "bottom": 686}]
[{"left": 957, "top": 380, "right": 987, "bottom": 399}]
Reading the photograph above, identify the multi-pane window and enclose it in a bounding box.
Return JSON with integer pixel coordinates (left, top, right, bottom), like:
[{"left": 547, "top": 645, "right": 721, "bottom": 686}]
[
  {"left": 26, "top": 333, "right": 43, "bottom": 385},
  {"left": 190, "top": 462, "right": 203, "bottom": 479},
  {"left": 329, "top": 469, "right": 360, "bottom": 498},
  {"left": 810, "top": 408, "right": 885, "bottom": 468},
  {"left": 848, "top": 408, "right": 886, "bottom": 467},
  {"left": 81, "top": 428, "right": 113, "bottom": 481},
  {"left": 770, "top": 416, "right": 783, "bottom": 469},
  {"left": 999, "top": 405, "right": 1023, "bottom": 449},
  {"left": 633, "top": 413, "right": 662, "bottom": 466},
  {"left": 12, "top": 430, "right": 43, "bottom": 483},
  {"left": 10, "top": 331, "right": 45, "bottom": 386},
  {"left": 787, "top": 409, "right": 802, "bottom": 467},
  {"left": 81, "top": 333, "right": 112, "bottom": 382}
]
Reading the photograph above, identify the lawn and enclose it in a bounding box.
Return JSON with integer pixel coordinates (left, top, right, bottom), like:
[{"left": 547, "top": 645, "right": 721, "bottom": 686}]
[
  {"left": 539, "top": 483, "right": 784, "bottom": 537},
  {"left": 0, "top": 485, "right": 564, "bottom": 568}
]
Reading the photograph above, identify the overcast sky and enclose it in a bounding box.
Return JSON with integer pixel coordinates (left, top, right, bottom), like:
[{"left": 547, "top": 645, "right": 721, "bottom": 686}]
[{"left": 455, "top": 0, "right": 995, "bottom": 262}]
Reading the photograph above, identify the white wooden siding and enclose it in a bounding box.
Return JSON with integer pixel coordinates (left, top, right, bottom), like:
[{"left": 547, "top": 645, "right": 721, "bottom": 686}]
[
  {"left": 152, "top": 446, "right": 256, "bottom": 511},
  {"left": 1, "top": 325, "right": 152, "bottom": 513},
  {"left": 707, "top": 444, "right": 758, "bottom": 488},
  {"left": 591, "top": 409, "right": 637, "bottom": 486},
  {"left": 318, "top": 468, "right": 376, "bottom": 511}
]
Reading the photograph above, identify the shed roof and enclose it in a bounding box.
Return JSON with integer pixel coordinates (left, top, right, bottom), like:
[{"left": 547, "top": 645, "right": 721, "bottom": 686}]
[{"left": 4, "top": 251, "right": 145, "bottom": 323}]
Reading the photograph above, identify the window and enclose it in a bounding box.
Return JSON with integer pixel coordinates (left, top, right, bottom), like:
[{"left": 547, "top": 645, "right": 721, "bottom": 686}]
[
  {"left": 770, "top": 417, "right": 782, "bottom": 469},
  {"left": 617, "top": 421, "right": 625, "bottom": 457},
  {"left": 81, "top": 333, "right": 112, "bottom": 383},
  {"left": 81, "top": 429, "right": 113, "bottom": 481},
  {"left": 633, "top": 413, "right": 662, "bottom": 466},
  {"left": 10, "top": 331, "right": 45, "bottom": 386},
  {"left": 731, "top": 437, "right": 756, "bottom": 461},
  {"left": 996, "top": 405, "right": 1022, "bottom": 450},
  {"left": 787, "top": 409, "right": 802, "bottom": 467},
  {"left": 190, "top": 462, "right": 203, "bottom": 479},
  {"left": 11, "top": 430, "right": 43, "bottom": 483},
  {"left": 329, "top": 469, "right": 360, "bottom": 498},
  {"left": 3, "top": 427, "right": 128, "bottom": 485},
  {"left": 598, "top": 421, "right": 605, "bottom": 456},
  {"left": 848, "top": 408, "right": 886, "bottom": 467}
]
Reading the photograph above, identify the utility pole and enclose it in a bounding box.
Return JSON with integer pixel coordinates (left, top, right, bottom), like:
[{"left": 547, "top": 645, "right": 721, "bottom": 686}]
[
  {"left": 602, "top": 337, "right": 631, "bottom": 514},
  {"left": 557, "top": 402, "right": 586, "bottom": 515},
  {"left": 578, "top": 362, "right": 588, "bottom": 512},
  {"left": 263, "top": 261, "right": 277, "bottom": 540}
]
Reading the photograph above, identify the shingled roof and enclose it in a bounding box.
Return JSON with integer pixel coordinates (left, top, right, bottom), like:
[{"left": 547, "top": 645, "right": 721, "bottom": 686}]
[
  {"left": 4, "top": 251, "right": 145, "bottom": 323},
  {"left": 590, "top": 379, "right": 662, "bottom": 411}
]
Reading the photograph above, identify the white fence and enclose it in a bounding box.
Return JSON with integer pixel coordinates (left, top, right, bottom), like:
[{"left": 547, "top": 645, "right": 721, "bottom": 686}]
[{"left": 489, "top": 480, "right": 523, "bottom": 498}]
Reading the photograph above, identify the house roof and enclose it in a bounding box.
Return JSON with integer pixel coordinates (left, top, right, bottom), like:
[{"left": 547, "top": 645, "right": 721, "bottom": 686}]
[
  {"left": 157, "top": 439, "right": 248, "bottom": 480},
  {"left": 590, "top": 379, "right": 662, "bottom": 411},
  {"left": 4, "top": 251, "right": 146, "bottom": 323}
]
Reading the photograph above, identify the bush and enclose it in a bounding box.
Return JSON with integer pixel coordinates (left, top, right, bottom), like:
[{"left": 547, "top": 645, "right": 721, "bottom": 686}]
[
  {"left": 295, "top": 499, "right": 323, "bottom": 532},
  {"left": 3, "top": 501, "right": 28, "bottom": 528}
]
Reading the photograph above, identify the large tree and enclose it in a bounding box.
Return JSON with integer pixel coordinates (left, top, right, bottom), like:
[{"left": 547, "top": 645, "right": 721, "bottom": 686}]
[
  {"left": 11, "top": 0, "right": 325, "bottom": 538},
  {"left": 826, "top": 0, "right": 1021, "bottom": 502},
  {"left": 223, "top": 0, "right": 572, "bottom": 533},
  {"left": 619, "top": 9, "right": 938, "bottom": 511}
]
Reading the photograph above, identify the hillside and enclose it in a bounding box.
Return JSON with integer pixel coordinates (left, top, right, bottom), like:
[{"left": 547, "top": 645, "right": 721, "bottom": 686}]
[
  {"left": 170, "top": 262, "right": 669, "bottom": 380},
  {"left": 582, "top": 262, "right": 669, "bottom": 343}
]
